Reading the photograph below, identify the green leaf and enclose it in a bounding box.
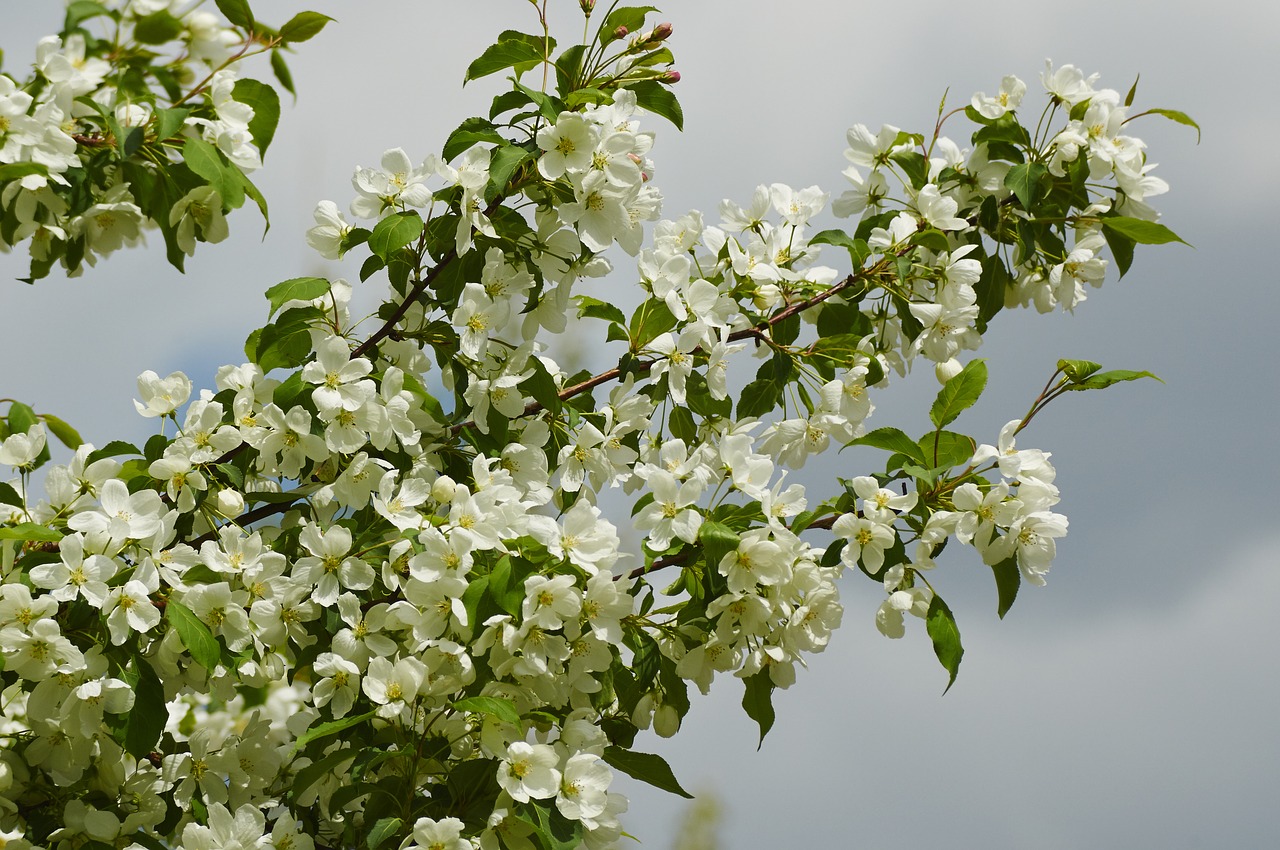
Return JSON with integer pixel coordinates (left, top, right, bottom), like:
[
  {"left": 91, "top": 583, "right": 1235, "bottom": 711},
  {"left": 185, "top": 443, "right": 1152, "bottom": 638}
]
[
  {"left": 741, "top": 671, "right": 775, "bottom": 748},
  {"left": 974, "top": 255, "right": 1008, "bottom": 332},
  {"left": 270, "top": 51, "right": 296, "bottom": 97},
  {"left": 576, "top": 295, "right": 626, "bottom": 326},
  {"left": 182, "top": 137, "right": 244, "bottom": 209},
  {"left": 735, "top": 378, "right": 781, "bottom": 419},
  {"left": 1004, "top": 162, "right": 1048, "bottom": 208},
  {"left": 929, "top": 359, "right": 987, "bottom": 429},
  {"left": 668, "top": 405, "right": 696, "bottom": 443},
  {"left": 516, "top": 801, "right": 582, "bottom": 850},
  {"left": 697, "top": 521, "right": 739, "bottom": 574},
  {"left": 601, "top": 747, "right": 693, "bottom": 799},
  {"left": 1129, "top": 108, "right": 1201, "bottom": 143},
  {"left": 487, "top": 143, "right": 535, "bottom": 197},
  {"left": 918, "top": 430, "right": 976, "bottom": 471},
  {"left": 926, "top": 595, "right": 964, "bottom": 693},
  {"left": 1124, "top": 74, "right": 1140, "bottom": 107},
  {"left": 121, "top": 656, "right": 166, "bottom": 759},
  {"left": 599, "top": 6, "right": 659, "bottom": 43},
  {"left": 86, "top": 441, "right": 140, "bottom": 465},
  {"left": 65, "top": 1, "right": 111, "bottom": 29},
  {"left": 165, "top": 600, "right": 222, "bottom": 671},
  {"left": 232, "top": 78, "right": 281, "bottom": 156},
  {"left": 0, "top": 482, "right": 22, "bottom": 507},
  {"left": 849, "top": 427, "right": 928, "bottom": 465},
  {"left": 366, "top": 817, "right": 402, "bottom": 850},
  {"left": 279, "top": 11, "right": 334, "bottom": 43},
  {"left": 626, "top": 80, "right": 683, "bottom": 131},
  {"left": 7, "top": 402, "right": 38, "bottom": 435},
  {"left": 991, "top": 556, "right": 1021, "bottom": 619},
  {"left": 1061, "top": 369, "right": 1162, "bottom": 391},
  {"left": 452, "top": 696, "right": 521, "bottom": 726},
  {"left": 1100, "top": 216, "right": 1190, "bottom": 246},
  {"left": 809, "top": 229, "right": 870, "bottom": 268},
  {"left": 253, "top": 306, "right": 322, "bottom": 372},
  {"left": 40, "top": 414, "right": 83, "bottom": 450},
  {"left": 152, "top": 106, "right": 191, "bottom": 142},
  {"left": 520, "top": 359, "right": 562, "bottom": 416},
  {"left": 215, "top": 0, "right": 254, "bottom": 29},
  {"left": 1056, "top": 359, "right": 1102, "bottom": 381},
  {"left": 0, "top": 162, "right": 50, "bottom": 182},
  {"left": 291, "top": 708, "right": 378, "bottom": 755},
  {"left": 265, "top": 277, "right": 330, "bottom": 317},
  {"left": 0, "top": 523, "right": 61, "bottom": 543},
  {"left": 465, "top": 39, "right": 545, "bottom": 84},
  {"left": 133, "top": 10, "right": 184, "bottom": 44},
  {"left": 1102, "top": 225, "right": 1135, "bottom": 278},
  {"left": 369, "top": 212, "right": 424, "bottom": 260},
  {"left": 443, "top": 117, "right": 505, "bottom": 162},
  {"left": 288, "top": 748, "right": 358, "bottom": 802}
]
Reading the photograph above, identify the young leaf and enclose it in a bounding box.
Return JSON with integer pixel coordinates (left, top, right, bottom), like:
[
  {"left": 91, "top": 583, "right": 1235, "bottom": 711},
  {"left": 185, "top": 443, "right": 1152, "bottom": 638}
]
[
  {"left": 1056, "top": 359, "right": 1102, "bottom": 381},
  {"left": 265, "top": 277, "right": 330, "bottom": 317},
  {"left": 1061, "top": 369, "right": 1162, "bottom": 391},
  {"left": 279, "top": 11, "right": 334, "bottom": 43},
  {"left": 929, "top": 359, "right": 987, "bottom": 429},
  {"left": 925, "top": 595, "right": 964, "bottom": 693},
  {"left": 165, "top": 600, "right": 222, "bottom": 671},
  {"left": 1127, "top": 108, "right": 1201, "bottom": 143},
  {"left": 697, "top": 521, "right": 739, "bottom": 575},
  {"left": 601, "top": 747, "right": 694, "bottom": 799}
]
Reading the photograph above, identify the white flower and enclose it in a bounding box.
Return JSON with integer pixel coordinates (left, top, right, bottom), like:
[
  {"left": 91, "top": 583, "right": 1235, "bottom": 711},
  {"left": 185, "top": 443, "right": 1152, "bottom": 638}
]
[
  {"left": 0, "top": 423, "right": 45, "bottom": 469},
  {"left": 499, "top": 742, "right": 561, "bottom": 802},
  {"left": 972, "top": 75, "right": 1027, "bottom": 119}
]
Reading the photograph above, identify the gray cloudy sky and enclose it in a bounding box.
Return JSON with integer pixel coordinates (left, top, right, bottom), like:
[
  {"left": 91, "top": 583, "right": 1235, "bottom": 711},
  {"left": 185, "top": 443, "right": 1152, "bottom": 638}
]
[{"left": 2, "top": 1, "right": 1277, "bottom": 847}]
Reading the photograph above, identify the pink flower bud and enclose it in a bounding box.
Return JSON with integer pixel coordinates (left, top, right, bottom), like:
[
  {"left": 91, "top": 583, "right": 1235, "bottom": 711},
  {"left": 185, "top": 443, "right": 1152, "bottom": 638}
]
[
  {"left": 578, "top": 0, "right": 596, "bottom": 12},
  {"left": 663, "top": 70, "right": 681, "bottom": 84},
  {"left": 613, "top": 25, "right": 629, "bottom": 40},
  {"left": 651, "top": 22, "right": 674, "bottom": 41}
]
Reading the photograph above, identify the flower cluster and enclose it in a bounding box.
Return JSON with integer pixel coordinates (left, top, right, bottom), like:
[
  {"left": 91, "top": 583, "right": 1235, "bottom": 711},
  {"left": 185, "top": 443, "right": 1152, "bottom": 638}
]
[
  {"left": 0, "top": 4, "right": 1189, "bottom": 850},
  {"left": 0, "top": 1, "right": 330, "bottom": 280}
]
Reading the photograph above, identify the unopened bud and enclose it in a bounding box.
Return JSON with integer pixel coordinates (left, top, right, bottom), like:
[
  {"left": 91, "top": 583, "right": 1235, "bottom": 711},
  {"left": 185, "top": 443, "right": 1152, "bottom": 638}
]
[
  {"left": 654, "top": 704, "right": 681, "bottom": 738},
  {"left": 578, "top": 0, "right": 595, "bottom": 13},
  {"left": 651, "top": 22, "right": 674, "bottom": 41},
  {"left": 431, "top": 475, "right": 457, "bottom": 504},
  {"left": 216, "top": 488, "right": 245, "bottom": 518},
  {"left": 935, "top": 357, "right": 963, "bottom": 385},
  {"left": 612, "top": 25, "right": 629, "bottom": 40},
  {"left": 662, "top": 70, "right": 681, "bottom": 84}
]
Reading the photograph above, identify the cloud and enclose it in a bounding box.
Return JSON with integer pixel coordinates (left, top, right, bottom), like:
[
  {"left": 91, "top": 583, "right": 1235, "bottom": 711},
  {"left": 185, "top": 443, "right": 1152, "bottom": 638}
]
[{"left": 621, "top": 536, "right": 1280, "bottom": 849}]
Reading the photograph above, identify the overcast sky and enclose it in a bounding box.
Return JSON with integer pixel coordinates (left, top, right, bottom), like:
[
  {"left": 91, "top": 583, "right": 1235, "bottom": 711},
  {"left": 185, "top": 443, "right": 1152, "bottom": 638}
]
[{"left": 2, "top": 1, "right": 1277, "bottom": 847}]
